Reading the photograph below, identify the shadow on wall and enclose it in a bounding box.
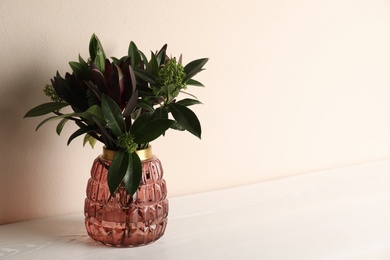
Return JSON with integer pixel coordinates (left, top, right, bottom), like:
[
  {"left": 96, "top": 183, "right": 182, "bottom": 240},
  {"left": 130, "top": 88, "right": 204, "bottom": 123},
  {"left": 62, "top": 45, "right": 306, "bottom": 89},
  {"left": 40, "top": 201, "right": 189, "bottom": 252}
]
[{"left": 0, "top": 55, "right": 54, "bottom": 224}]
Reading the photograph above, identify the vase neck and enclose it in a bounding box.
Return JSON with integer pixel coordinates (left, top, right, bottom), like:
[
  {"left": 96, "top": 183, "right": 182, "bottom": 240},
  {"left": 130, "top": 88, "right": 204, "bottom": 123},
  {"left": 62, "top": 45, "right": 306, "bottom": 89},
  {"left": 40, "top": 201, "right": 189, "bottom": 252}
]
[
  {"left": 135, "top": 146, "right": 153, "bottom": 161},
  {"left": 102, "top": 146, "right": 153, "bottom": 161}
]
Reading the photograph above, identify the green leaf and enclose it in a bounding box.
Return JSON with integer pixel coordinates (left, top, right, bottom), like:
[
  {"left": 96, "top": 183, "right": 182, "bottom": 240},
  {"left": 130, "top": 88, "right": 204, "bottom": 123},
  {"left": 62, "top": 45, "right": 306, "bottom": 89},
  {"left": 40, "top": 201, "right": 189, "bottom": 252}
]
[
  {"left": 180, "top": 90, "right": 198, "bottom": 100},
  {"left": 88, "top": 135, "right": 97, "bottom": 148},
  {"left": 170, "top": 122, "right": 185, "bottom": 131},
  {"left": 133, "top": 118, "right": 175, "bottom": 144},
  {"left": 69, "top": 61, "right": 91, "bottom": 80},
  {"left": 130, "top": 112, "right": 152, "bottom": 133},
  {"left": 78, "top": 54, "right": 87, "bottom": 65},
  {"left": 92, "top": 115, "right": 117, "bottom": 149},
  {"left": 175, "top": 98, "right": 202, "bottom": 107},
  {"left": 156, "top": 44, "right": 167, "bottom": 66},
  {"left": 56, "top": 118, "right": 69, "bottom": 135},
  {"left": 111, "top": 57, "right": 120, "bottom": 63},
  {"left": 160, "top": 85, "right": 177, "bottom": 102},
  {"left": 139, "top": 51, "right": 149, "bottom": 71},
  {"left": 183, "top": 58, "right": 209, "bottom": 82},
  {"left": 108, "top": 151, "right": 128, "bottom": 195},
  {"left": 35, "top": 113, "right": 78, "bottom": 131},
  {"left": 151, "top": 107, "right": 168, "bottom": 120},
  {"left": 89, "top": 34, "right": 106, "bottom": 72},
  {"left": 35, "top": 116, "right": 59, "bottom": 131},
  {"left": 184, "top": 58, "right": 209, "bottom": 74},
  {"left": 67, "top": 125, "right": 97, "bottom": 145},
  {"left": 83, "top": 105, "right": 105, "bottom": 124},
  {"left": 24, "top": 102, "right": 68, "bottom": 117},
  {"left": 83, "top": 134, "right": 90, "bottom": 147},
  {"left": 186, "top": 79, "right": 205, "bottom": 87},
  {"left": 111, "top": 56, "right": 128, "bottom": 64},
  {"left": 136, "top": 100, "right": 154, "bottom": 112},
  {"left": 123, "top": 152, "right": 142, "bottom": 195},
  {"left": 169, "top": 103, "right": 201, "bottom": 138},
  {"left": 101, "top": 94, "right": 126, "bottom": 137},
  {"left": 89, "top": 34, "right": 99, "bottom": 61},
  {"left": 128, "top": 41, "right": 141, "bottom": 68},
  {"left": 83, "top": 134, "right": 97, "bottom": 148},
  {"left": 83, "top": 133, "right": 89, "bottom": 147},
  {"left": 133, "top": 69, "right": 156, "bottom": 85},
  {"left": 95, "top": 51, "right": 106, "bottom": 72}
]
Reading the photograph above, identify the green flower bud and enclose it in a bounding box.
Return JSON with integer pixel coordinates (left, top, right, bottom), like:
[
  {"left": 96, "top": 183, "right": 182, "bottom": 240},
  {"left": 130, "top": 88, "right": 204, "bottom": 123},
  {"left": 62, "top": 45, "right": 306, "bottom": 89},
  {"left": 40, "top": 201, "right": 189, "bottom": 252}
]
[
  {"left": 43, "top": 84, "right": 63, "bottom": 103},
  {"left": 117, "top": 132, "right": 138, "bottom": 154},
  {"left": 155, "top": 59, "right": 186, "bottom": 98}
]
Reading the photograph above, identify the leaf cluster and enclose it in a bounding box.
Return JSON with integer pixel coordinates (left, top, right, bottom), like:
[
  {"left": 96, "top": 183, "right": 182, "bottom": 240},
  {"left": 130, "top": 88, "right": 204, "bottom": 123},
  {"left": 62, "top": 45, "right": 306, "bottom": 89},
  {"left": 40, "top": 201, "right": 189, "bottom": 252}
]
[{"left": 24, "top": 34, "right": 208, "bottom": 196}]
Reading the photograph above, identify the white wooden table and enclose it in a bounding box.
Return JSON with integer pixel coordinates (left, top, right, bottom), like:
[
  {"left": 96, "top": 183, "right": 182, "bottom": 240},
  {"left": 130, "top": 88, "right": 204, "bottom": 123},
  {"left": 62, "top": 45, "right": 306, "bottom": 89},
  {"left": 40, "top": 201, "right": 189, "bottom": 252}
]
[{"left": 1, "top": 159, "right": 390, "bottom": 260}]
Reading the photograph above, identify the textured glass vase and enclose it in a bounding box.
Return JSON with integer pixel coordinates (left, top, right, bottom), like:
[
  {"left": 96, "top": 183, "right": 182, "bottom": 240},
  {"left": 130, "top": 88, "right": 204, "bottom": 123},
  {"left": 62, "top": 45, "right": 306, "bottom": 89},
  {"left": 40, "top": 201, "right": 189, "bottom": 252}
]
[{"left": 84, "top": 146, "right": 168, "bottom": 247}]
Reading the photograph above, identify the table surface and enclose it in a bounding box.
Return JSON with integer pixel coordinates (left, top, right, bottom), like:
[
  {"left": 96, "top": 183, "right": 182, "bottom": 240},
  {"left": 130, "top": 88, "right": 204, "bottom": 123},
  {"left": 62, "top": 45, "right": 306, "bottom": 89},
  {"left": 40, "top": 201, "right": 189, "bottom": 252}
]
[{"left": 1, "top": 159, "right": 390, "bottom": 260}]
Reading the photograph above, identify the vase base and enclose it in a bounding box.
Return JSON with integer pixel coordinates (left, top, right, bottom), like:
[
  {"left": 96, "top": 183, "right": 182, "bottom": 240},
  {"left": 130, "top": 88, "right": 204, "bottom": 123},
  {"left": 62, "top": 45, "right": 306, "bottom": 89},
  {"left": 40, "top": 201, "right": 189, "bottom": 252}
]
[
  {"left": 93, "top": 239, "right": 159, "bottom": 248},
  {"left": 84, "top": 217, "right": 167, "bottom": 247}
]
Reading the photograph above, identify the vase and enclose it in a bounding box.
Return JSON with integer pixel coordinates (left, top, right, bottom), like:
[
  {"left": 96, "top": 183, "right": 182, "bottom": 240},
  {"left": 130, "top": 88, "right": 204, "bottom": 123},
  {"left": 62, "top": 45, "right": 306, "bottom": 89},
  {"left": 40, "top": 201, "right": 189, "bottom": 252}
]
[{"left": 84, "top": 146, "right": 168, "bottom": 247}]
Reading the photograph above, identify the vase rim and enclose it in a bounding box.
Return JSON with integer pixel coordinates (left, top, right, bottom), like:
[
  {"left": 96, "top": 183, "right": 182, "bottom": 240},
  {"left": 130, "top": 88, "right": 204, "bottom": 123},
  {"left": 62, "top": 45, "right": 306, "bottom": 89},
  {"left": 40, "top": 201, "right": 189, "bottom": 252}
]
[{"left": 102, "top": 146, "right": 153, "bottom": 161}]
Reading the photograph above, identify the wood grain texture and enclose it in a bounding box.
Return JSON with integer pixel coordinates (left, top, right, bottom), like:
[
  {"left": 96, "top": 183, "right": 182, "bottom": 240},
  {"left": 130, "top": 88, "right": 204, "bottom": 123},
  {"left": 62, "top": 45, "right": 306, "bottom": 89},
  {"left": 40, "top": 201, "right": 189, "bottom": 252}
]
[{"left": 1, "top": 159, "right": 390, "bottom": 259}]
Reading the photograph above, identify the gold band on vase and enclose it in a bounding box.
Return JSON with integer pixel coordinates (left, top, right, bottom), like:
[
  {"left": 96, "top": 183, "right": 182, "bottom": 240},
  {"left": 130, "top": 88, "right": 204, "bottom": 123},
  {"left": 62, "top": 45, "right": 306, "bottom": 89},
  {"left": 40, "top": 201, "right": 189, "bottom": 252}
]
[
  {"left": 102, "top": 146, "right": 153, "bottom": 161},
  {"left": 135, "top": 146, "right": 153, "bottom": 161}
]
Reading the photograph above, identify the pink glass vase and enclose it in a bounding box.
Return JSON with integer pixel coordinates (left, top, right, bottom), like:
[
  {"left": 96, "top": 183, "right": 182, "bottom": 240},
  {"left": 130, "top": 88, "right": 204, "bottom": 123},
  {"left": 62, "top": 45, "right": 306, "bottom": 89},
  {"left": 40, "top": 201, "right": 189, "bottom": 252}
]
[{"left": 84, "top": 146, "right": 168, "bottom": 247}]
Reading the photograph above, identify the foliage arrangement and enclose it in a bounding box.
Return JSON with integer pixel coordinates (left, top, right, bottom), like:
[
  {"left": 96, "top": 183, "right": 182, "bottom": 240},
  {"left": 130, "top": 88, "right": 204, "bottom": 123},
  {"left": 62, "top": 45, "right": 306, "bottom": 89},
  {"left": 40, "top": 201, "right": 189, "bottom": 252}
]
[{"left": 25, "top": 34, "right": 208, "bottom": 196}]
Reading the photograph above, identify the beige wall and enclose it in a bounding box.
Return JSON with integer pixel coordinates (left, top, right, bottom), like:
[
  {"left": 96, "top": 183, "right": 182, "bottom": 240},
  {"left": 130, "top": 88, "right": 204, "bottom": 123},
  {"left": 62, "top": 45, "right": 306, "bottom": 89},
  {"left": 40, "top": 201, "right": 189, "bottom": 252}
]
[{"left": 1, "top": 0, "right": 390, "bottom": 224}]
